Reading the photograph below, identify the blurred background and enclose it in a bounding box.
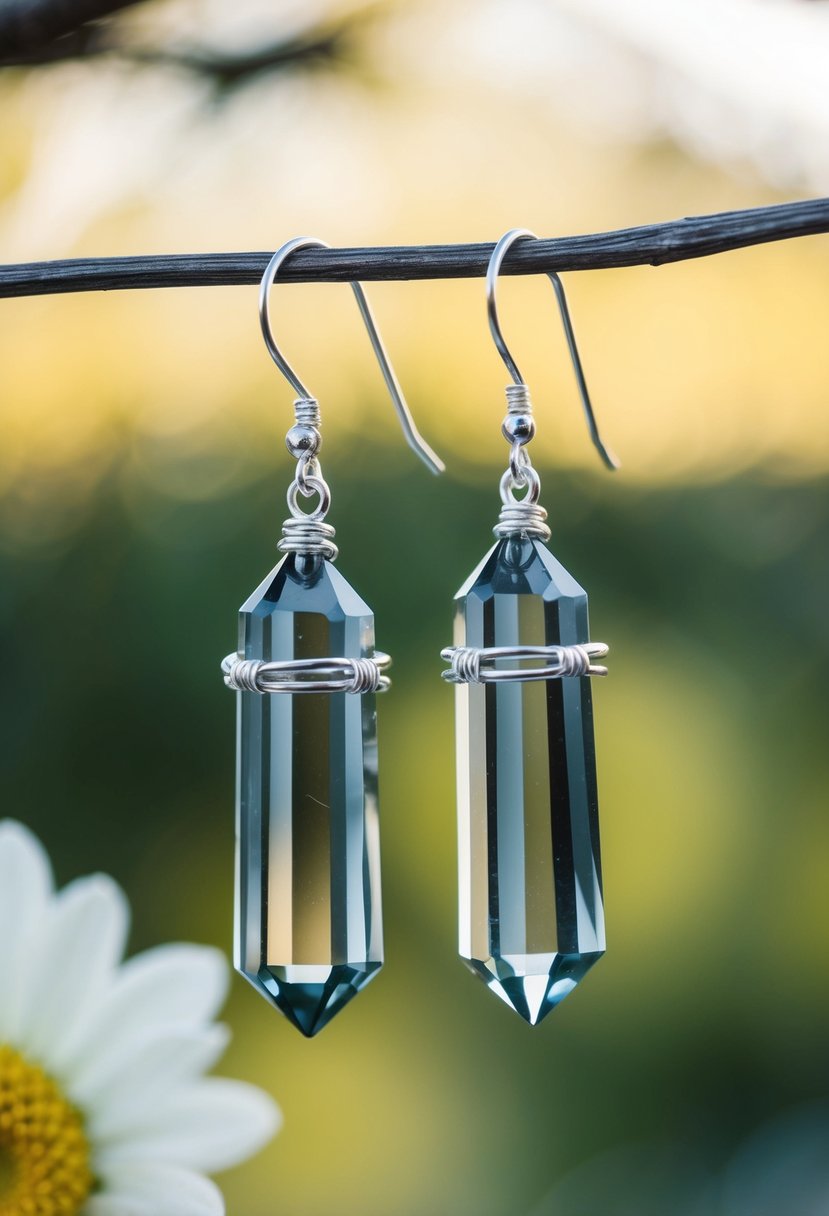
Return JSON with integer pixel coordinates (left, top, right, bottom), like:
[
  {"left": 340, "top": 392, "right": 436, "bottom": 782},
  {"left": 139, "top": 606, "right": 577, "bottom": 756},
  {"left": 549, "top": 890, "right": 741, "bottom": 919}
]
[{"left": 1, "top": 1, "right": 829, "bottom": 1212}]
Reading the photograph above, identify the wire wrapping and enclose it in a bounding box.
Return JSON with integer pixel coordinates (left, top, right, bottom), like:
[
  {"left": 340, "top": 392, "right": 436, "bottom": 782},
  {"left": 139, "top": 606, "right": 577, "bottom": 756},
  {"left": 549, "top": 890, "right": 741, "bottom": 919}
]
[
  {"left": 278, "top": 396, "right": 339, "bottom": 560},
  {"left": 492, "top": 382, "right": 552, "bottom": 542},
  {"left": 493, "top": 498, "right": 551, "bottom": 542},
  {"left": 440, "top": 643, "right": 609, "bottom": 684},
  {"left": 221, "top": 651, "right": 392, "bottom": 694}
]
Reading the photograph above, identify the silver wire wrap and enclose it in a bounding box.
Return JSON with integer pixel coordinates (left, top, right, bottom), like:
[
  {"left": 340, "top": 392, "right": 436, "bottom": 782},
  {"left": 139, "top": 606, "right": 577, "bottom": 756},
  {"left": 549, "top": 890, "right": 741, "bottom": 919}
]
[
  {"left": 493, "top": 384, "right": 552, "bottom": 542},
  {"left": 222, "top": 651, "right": 392, "bottom": 695},
  {"left": 278, "top": 396, "right": 339, "bottom": 561},
  {"left": 440, "top": 643, "right": 609, "bottom": 684},
  {"left": 505, "top": 383, "right": 532, "bottom": 412},
  {"left": 293, "top": 399, "right": 321, "bottom": 427}
]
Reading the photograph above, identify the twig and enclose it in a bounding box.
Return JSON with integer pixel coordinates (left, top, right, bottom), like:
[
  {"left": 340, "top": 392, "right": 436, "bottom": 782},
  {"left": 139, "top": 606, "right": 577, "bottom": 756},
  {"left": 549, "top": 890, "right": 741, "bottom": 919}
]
[{"left": 1, "top": 197, "right": 828, "bottom": 299}]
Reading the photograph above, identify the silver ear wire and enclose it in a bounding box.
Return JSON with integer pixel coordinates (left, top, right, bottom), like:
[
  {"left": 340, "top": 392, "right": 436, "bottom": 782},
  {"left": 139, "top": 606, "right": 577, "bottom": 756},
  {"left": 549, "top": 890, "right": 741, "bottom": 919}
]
[
  {"left": 259, "top": 236, "right": 444, "bottom": 476},
  {"left": 486, "top": 227, "right": 619, "bottom": 472}
]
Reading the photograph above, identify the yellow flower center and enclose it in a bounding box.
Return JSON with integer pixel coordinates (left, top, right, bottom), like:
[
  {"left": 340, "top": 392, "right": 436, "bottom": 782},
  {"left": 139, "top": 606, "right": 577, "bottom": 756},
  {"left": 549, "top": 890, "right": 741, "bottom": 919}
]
[{"left": 0, "top": 1045, "right": 93, "bottom": 1216}]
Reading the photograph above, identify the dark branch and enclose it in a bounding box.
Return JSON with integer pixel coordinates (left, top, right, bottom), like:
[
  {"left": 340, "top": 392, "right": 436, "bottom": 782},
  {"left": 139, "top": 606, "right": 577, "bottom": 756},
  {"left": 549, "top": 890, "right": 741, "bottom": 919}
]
[
  {"left": 0, "top": 0, "right": 133, "bottom": 63},
  {"left": 0, "top": 0, "right": 369, "bottom": 86},
  {"left": 0, "top": 0, "right": 133, "bottom": 56},
  {"left": 119, "top": 22, "right": 360, "bottom": 94},
  {"left": 1, "top": 198, "right": 828, "bottom": 300}
]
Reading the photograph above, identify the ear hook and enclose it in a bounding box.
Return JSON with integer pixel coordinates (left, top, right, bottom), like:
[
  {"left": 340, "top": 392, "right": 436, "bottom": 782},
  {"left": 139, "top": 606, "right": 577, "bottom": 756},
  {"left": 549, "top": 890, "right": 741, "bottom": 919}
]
[
  {"left": 259, "top": 236, "right": 445, "bottom": 476},
  {"left": 486, "top": 228, "right": 620, "bottom": 471}
]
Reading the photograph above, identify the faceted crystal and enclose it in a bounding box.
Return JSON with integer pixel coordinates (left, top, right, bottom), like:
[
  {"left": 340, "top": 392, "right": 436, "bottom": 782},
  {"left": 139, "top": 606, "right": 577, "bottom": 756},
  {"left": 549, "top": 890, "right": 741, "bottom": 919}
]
[
  {"left": 234, "top": 553, "right": 383, "bottom": 1037},
  {"left": 453, "top": 536, "right": 605, "bottom": 1025}
]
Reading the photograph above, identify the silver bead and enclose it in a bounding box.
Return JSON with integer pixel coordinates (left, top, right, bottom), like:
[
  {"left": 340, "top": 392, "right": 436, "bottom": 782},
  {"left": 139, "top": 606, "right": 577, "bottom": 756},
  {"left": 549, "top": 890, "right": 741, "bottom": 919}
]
[
  {"left": 501, "top": 413, "right": 536, "bottom": 445},
  {"left": 285, "top": 424, "right": 321, "bottom": 458}
]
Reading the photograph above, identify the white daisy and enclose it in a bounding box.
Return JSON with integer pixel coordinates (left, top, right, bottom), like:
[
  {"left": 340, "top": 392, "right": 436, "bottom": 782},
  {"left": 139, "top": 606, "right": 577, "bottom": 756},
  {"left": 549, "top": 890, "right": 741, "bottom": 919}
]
[{"left": 0, "top": 819, "right": 281, "bottom": 1216}]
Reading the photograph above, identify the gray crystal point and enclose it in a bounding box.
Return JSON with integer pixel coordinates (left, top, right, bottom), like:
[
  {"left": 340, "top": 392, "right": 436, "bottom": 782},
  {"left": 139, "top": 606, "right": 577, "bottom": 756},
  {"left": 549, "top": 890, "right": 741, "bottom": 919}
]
[
  {"left": 234, "top": 552, "right": 383, "bottom": 1037},
  {"left": 453, "top": 536, "right": 605, "bottom": 1026}
]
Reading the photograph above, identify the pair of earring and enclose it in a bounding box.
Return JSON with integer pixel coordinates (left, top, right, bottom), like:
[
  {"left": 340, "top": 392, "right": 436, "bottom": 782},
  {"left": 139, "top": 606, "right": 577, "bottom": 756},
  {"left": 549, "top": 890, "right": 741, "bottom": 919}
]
[{"left": 222, "top": 230, "right": 616, "bottom": 1037}]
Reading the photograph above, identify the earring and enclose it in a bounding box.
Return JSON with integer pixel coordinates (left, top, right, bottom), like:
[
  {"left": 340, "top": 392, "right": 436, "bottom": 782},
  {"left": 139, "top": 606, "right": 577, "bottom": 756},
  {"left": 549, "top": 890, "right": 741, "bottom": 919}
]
[
  {"left": 441, "top": 229, "right": 618, "bottom": 1026},
  {"left": 223, "top": 237, "right": 443, "bottom": 1037}
]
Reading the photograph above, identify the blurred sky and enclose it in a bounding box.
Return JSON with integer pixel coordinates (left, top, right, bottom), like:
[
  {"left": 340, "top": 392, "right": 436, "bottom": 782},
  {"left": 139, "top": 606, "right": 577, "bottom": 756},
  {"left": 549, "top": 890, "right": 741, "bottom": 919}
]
[{"left": 1, "top": 3, "right": 829, "bottom": 1214}]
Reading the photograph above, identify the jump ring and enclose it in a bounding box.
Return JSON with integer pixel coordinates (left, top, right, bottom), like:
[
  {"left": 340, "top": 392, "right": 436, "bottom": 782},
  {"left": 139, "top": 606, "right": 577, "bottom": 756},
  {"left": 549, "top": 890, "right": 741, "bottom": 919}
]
[
  {"left": 500, "top": 466, "right": 541, "bottom": 506},
  {"left": 287, "top": 476, "right": 331, "bottom": 520}
]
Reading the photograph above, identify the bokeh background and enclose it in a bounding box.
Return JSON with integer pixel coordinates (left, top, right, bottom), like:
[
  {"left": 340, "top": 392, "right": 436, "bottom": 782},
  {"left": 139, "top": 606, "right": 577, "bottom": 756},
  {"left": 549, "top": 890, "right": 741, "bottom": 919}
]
[{"left": 2, "top": 2, "right": 829, "bottom": 1212}]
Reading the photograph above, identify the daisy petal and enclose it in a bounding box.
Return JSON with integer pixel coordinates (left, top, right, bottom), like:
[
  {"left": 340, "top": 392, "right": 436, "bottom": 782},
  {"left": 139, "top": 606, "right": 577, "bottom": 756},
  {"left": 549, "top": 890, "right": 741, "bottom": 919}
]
[
  {"left": 85, "top": 1164, "right": 224, "bottom": 1216},
  {"left": 0, "top": 820, "right": 54, "bottom": 1040},
  {"left": 60, "top": 943, "right": 229, "bottom": 1077},
  {"left": 17, "top": 873, "right": 129, "bottom": 1065},
  {"left": 95, "top": 1077, "right": 282, "bottom": 1172},
  {"left": 79, "top": 1024, "right": 231, "bottom": 1135}
]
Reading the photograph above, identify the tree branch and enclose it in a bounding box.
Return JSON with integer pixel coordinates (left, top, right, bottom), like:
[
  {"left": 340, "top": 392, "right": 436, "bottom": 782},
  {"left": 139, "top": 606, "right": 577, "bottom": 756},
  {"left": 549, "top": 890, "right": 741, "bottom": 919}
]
[
  {"left": 0, "top": 0, "right": 134, "bottom": 57},
  {"left": 0, "top": 0, "right": 369, "bottom": 86},
  {"left": 1, "top": 198, "right": 827, "bottom": 299},
  {"left": 118, "top": 23, "right": 360, "bottom": 94}
]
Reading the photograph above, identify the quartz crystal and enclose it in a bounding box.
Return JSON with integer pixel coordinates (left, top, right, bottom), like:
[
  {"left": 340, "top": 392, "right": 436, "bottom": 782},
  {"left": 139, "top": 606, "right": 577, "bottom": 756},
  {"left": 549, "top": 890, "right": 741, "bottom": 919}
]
[
  {"left": 235, "top": 553, "right": 383, "bottom": 1036},
  {"left": 453, "top": 536, "right": 605, "bottom": 1025}
]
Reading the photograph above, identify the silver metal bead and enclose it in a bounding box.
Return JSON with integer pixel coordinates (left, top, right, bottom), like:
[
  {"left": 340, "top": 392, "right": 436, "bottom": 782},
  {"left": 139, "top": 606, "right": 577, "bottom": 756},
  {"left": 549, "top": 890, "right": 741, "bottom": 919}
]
[
  {"left": 285, "top": 424, "right": 321, "bottom": 458},
  {"left": 501, "top": 413, "right": 536, "bottom": 444}
]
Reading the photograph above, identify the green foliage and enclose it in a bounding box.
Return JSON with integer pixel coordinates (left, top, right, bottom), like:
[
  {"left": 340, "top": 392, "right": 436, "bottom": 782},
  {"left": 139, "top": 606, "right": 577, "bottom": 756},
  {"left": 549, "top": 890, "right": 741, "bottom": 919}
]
[{"left": 2, "top": 462, "right": 828, "bottom": 1213}]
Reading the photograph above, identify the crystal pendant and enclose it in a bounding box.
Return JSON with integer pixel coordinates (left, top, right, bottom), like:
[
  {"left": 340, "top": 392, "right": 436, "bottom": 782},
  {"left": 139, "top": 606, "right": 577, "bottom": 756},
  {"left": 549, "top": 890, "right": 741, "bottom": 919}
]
[
  {"left": 453, "top": 535, "right": 605, "bottom": 1025},
  {"left": 234, "top": 553, "right": 383, "bottom": 1037}
]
